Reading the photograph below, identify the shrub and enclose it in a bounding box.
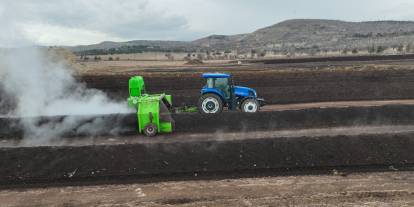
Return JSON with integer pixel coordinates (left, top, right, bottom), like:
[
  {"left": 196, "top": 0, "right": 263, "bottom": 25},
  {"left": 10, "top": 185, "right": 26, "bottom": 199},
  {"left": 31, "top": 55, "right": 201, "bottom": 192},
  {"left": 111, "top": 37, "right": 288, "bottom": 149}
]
[
  {"left": 352, "top": 48, "right": 358, "bottom": 54},
  {"left": 368, "top": 45, "right": 376, "bottom": 54},
  {"left": 342, "top": 48, "right": 349, "bottom": 54},
  {"left": 407, "top": 44, "right": 412, "bottom": 53},
  {"left": 397, "top": 45, "right": 404, "bottom": 52},
  {"left": 376, "top": 46, "right": 386, "bottom": 54}
]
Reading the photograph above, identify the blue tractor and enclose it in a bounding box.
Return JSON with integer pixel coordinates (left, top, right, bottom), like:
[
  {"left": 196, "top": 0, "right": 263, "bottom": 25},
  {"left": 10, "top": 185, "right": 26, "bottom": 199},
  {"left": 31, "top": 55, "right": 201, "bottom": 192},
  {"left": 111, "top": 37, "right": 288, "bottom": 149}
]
[{"left": 198, "top": 73, "right": 265, "bottom": 114}]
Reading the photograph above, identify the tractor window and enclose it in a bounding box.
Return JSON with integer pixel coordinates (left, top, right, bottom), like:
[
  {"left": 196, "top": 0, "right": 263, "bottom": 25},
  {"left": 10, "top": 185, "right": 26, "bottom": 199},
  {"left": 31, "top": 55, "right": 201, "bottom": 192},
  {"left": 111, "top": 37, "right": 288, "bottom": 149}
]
[
  {"left": 206, "top": 78, "right": 214, "bottom": 88},
  {"left": 215, "top": 78, "right": 230, "bottom": 98},
  {"left": 215, "top": 78, "right": 228, "bottom": 88}
]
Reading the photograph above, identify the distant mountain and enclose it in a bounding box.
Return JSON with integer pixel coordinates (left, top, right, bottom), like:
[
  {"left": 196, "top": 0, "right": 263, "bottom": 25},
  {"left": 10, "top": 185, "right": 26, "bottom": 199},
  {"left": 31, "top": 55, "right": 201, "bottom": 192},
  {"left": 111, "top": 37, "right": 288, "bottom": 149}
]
[{"left": 70, "top": 19, "right": 414, "bottom": 55}]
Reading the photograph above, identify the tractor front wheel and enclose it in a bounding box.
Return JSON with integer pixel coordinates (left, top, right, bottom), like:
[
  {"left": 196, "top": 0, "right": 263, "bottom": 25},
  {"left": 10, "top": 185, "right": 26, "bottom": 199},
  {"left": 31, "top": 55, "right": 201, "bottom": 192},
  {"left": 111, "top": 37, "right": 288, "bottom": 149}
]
[
  {"left": 198, "top": 94, "right": 223, "bottom": 114},
  {"left": 241, "top": 99, "right": 259, "bottom": 113},
  {"left": 144, "top": 123, "right": 157, "bottom": 137}
]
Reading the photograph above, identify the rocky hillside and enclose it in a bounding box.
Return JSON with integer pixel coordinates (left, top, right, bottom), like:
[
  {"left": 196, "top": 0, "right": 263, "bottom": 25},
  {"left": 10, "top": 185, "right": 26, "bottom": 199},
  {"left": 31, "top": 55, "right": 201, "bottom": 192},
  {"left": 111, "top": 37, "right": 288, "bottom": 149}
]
[{"left": 71, "top": 19, "right": 414, "bottom": 55}]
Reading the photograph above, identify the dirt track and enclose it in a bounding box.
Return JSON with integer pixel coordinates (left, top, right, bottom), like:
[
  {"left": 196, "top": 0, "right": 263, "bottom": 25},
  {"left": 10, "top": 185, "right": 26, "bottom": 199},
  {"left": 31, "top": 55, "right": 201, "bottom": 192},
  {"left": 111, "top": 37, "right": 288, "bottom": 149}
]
[
  {"left": 1, "top": 171, "right": 414, "bottom": 206},
  {"left": 262, "top": 99, "right": 414, "bottom": 111}
]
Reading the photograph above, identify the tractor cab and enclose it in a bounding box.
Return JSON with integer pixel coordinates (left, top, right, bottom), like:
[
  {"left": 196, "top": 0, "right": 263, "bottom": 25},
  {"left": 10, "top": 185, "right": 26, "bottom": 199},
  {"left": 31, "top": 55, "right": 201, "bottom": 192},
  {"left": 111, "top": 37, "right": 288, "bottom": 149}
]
[
  {"left": 202, "top": 73, "right": 233, "bottom": 100},
  {"left": 199, "top": 73, "right": 265, "bottom": 114}
]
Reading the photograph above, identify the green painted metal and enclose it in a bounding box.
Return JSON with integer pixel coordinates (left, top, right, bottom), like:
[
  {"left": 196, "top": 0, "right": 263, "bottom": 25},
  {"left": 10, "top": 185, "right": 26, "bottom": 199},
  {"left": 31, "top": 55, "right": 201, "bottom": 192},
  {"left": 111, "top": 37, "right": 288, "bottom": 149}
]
[
  {"left": 164, "top": 95, "right": 172, "bottom": 106},
  {"left": 129, "top": 76, "right": 145, "bottom": 97},
  {"left": 128, "top": 76, "right": 174, "bottom": 136}
]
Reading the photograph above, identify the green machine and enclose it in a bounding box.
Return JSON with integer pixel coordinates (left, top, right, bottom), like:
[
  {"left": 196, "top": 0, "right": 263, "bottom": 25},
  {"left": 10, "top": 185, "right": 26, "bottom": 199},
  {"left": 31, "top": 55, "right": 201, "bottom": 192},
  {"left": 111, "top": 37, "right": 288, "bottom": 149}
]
[{"left": 128, "top": 76, "right": 174, "bottom": 136}]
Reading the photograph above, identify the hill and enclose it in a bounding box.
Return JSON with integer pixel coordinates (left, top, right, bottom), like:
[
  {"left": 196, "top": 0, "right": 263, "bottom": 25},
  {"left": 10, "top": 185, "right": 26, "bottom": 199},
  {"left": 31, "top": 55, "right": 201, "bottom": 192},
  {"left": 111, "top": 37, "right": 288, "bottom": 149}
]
[{"left": 70, "top": 19, "right": 414, "bottom": 56}]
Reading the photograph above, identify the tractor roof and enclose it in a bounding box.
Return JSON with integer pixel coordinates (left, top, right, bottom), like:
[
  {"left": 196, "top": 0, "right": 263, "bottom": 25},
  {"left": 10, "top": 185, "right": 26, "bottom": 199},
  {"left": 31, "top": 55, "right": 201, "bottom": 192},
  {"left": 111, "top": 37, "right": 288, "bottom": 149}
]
[{"left": 202, "top": 73, "right": 231, "bottom": 79}]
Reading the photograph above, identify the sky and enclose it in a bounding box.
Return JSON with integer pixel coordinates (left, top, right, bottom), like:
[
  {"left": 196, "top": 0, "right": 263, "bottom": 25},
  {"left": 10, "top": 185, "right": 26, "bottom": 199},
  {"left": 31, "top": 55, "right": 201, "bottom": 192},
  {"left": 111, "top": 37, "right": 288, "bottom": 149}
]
[{"left": 1, "top": 0, "right": 414, "bottom": 47}]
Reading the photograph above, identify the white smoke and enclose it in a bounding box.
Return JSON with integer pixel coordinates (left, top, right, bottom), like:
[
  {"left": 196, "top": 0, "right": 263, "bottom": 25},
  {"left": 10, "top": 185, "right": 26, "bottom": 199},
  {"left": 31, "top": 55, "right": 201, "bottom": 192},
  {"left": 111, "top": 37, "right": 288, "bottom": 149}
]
[
  {"left": 0, "top": 47, "right": 132, "bottom": 143},
  {"left": 0, "top": 3, "right": 134, "bottom": 145}
]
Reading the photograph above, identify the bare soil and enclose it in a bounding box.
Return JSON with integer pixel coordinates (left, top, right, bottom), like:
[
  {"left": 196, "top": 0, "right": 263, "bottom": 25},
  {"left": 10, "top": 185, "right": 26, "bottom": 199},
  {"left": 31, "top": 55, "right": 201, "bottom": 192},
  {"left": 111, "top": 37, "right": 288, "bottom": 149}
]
[
  {"left": 1, "top": 171, "right": 413, "bottom": 207},
  {"left": 4, "top": 103, "right": 414, "bottom": 140},
  {"left": 77, "top": 59, "right": 414, "bottom": 107},
  {"left": 2, "top": 56, "right": 414, "bottom": 206},
  {"left": 262, "top": 99, "right": 414, "bottom": 111},
  {"left": 3, "top": 124, "right": 414, "bottom": 148}
]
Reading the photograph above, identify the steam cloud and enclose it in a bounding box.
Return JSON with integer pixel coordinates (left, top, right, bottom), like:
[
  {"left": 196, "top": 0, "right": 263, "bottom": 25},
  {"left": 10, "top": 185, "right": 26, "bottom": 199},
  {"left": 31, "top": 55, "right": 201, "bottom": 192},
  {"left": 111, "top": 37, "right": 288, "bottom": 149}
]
[{"left": 0, "top": 47, "right": 132, "bottom": 144}]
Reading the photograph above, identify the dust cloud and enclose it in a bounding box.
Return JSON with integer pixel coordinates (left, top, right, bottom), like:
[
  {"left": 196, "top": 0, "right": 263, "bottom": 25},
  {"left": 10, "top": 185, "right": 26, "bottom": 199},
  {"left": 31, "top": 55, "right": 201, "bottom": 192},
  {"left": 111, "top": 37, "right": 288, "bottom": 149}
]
[{"left": 0, "top": 47, "right": 132, "bottom": 144}]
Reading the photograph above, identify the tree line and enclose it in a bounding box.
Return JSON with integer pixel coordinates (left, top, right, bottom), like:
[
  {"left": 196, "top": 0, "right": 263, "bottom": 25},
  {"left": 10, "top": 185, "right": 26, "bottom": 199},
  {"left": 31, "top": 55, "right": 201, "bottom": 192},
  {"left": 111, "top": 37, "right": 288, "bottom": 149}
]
[{"left": 75, "top": 45, "right": 196, "bottom": 56}]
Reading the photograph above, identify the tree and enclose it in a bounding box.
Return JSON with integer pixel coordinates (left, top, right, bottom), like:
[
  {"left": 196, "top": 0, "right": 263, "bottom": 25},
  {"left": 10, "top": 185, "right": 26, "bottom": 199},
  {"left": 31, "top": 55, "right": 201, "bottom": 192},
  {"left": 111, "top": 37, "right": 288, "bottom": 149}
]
[
  {"left": 250, "top": 49, "right": 257, "bottom": 58},
  {"left": 342, "top": 48, "right": 350, "bottom": 55},
  {"left": 397, "top": 45, "right": 404, "bottom": 53},
  {"left": 352, "top": 48, "right": 359, "bottom": 54},
  {"left": 406, "top": 44, "right": 412, "bottom": 53},
  {"left": 259, "top": 51, "right": 266, "bottom": 57},
  {"left": 368, "top": 45, "right": 376, "bottom": 54},
  {"left": 376, "top": 46, "right": 386, "bottom": 54},
  {"left": 108, "top": 56, "right": 113, "bottom": 61}
]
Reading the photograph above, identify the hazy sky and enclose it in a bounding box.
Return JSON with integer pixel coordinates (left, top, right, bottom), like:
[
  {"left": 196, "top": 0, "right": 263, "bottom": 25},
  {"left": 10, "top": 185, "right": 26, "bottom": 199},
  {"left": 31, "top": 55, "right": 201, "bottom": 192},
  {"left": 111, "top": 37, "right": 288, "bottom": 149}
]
[{"left": 1, "top": 0, "right": 414, "bottom": 46}]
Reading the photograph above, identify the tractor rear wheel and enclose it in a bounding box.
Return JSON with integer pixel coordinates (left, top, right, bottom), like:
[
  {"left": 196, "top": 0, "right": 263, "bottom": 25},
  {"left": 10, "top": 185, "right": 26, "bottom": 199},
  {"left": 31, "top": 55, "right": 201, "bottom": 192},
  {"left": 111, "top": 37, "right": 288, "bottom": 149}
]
[
  {"left": 198, "top": 94, "right": 223, "bottom": 114},
  {"left": 241, "top": 99, "right": 259, "bottom": 113},
  {"left": 144, "top": 123, "right": 157, "bottom": 137}
]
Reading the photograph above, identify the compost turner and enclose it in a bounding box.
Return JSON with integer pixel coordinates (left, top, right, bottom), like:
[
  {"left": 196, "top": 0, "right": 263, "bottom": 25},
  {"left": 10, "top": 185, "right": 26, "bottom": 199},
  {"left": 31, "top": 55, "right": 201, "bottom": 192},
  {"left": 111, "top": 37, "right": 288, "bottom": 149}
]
[
  {"left": 127, "top": 73, "right": 265, "bottom": 136},
  {"left": 127, "top": 76, "right": 174, "bottom": 137}
]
